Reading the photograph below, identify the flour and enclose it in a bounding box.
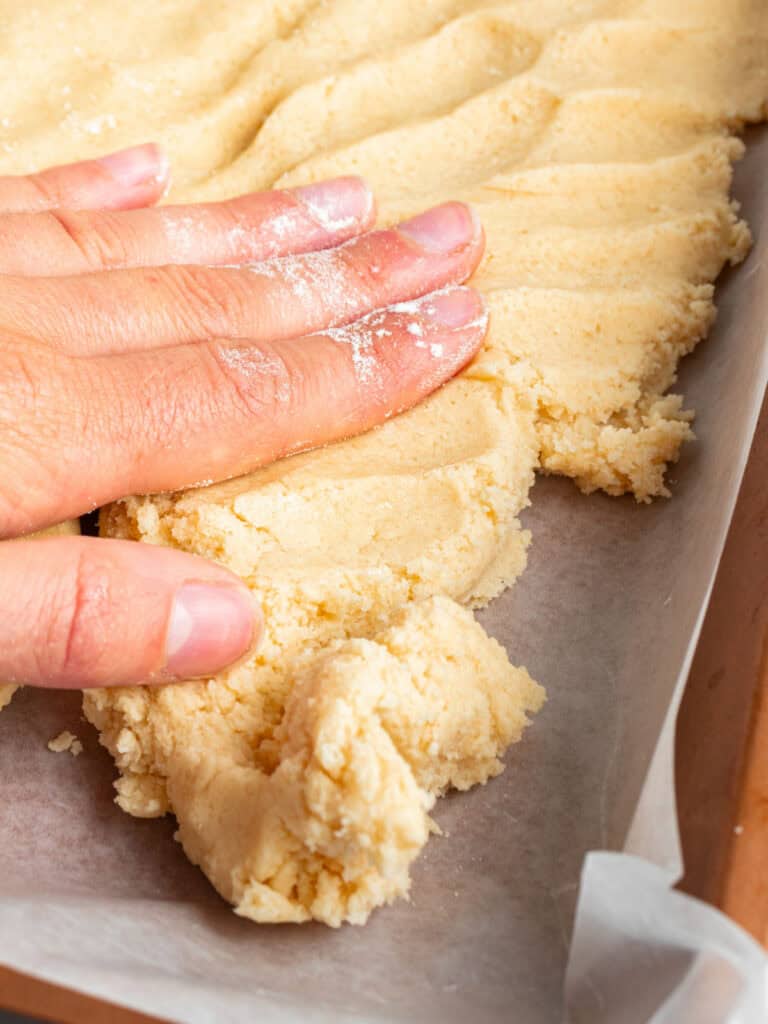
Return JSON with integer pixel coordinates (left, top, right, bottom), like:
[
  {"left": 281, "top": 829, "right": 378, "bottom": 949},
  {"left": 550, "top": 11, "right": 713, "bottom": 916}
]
[
  {"left": 162, "top": 213, "right": 198, "bottom": 260},
  {"left": 325, "top": 313, "right": 384, "bottom": 384},
  {"left": 79, "top": 112, "right": 117, "bottom": 136},
  {"left": 248, "top": 247, "right": 359, "bottom": 326},
  {"left": 215, "top": 344, "right": 293, "bottom": 403},
  {"left": 323, "top": 286, "right": 474, "bottom": 386}
]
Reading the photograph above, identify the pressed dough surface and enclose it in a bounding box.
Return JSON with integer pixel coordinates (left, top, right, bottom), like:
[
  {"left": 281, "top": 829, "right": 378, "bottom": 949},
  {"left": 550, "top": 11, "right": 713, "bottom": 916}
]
[{"left": 0, "top": 0, "right": 765, "bottom": 923}]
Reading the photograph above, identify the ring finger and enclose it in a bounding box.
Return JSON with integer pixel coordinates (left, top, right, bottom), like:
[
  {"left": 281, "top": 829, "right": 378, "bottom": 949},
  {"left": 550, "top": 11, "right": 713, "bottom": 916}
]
[{"left": 0, "top": 143, "right": 169, "bottom": 214}]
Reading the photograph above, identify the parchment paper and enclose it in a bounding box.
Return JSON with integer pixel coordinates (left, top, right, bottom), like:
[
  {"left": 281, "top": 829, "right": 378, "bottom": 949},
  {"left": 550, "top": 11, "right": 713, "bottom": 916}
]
[{"left": 0, "top": 128, "right": 766, "bottom": 1024}]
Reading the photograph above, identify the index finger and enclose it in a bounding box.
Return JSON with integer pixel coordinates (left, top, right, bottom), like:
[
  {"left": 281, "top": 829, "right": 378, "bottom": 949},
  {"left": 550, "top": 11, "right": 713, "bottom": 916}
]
[
  {"left": 0, "top": 176, "right": 375, "bottom": 276},
  {"left": 0, "top": 143, "right": 170, "bottom": 213}
]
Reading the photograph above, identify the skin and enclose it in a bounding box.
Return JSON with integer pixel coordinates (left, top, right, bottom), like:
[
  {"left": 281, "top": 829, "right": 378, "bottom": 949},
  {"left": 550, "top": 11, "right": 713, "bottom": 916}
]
[{"left": 0, "top": 143, "right": 487, "bottom": 690}]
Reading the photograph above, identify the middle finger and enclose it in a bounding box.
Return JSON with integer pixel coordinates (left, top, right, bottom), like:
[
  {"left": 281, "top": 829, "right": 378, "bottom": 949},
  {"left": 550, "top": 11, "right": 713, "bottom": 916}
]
[{"left": 3, "top": 203, "right": 483, "bottom": 356}]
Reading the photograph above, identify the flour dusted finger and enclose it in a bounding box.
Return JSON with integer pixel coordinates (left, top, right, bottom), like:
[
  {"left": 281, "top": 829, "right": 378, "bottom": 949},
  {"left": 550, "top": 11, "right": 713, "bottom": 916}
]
[
  {"left": 0, "top": 144, "right": 168, "bottom": 214},
  {"left": 0, "top": 202, "right": 483, "bottom": 355},
  {"left": 0, "top": 286, "right": 486, "bottom": 535},
  {"left": 0, "top": 176, "right": 374, "bottom": 276}
]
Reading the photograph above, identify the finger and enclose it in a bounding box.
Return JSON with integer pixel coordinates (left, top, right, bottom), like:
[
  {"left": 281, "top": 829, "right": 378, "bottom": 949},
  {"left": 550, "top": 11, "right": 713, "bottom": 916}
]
[
  {"left": 0, "top": 287, "right": 486, "bottom": 532},
  {"left": 6, "top": 202, "right": 483, "bottom": 355},
  {"left": 0, "top": 177, "right": 375, "bottom": 276},
  {"left": 0, "top": 536, "right": 260, "bottom": 689},
  {"left": 0, "top": 143, "right": 169, "bottom": 214}
]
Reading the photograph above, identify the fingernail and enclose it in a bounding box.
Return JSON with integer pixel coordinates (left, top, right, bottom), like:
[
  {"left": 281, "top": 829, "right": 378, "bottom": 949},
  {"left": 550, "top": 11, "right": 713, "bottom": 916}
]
[
  {"left": 165, "top": 581, "right": 259, "bottom": 679},
  {"left": 292, "top": 176, "right": 374, "bottom": 232},
  {"left": 423, "top": 287, "right": 485, "bottom": 329},
  {"left": 398, "top": 202, "right": 480, "bottom": 254},
  {"left": 97, "top": 143, "right": 168, "bottom": 189}
]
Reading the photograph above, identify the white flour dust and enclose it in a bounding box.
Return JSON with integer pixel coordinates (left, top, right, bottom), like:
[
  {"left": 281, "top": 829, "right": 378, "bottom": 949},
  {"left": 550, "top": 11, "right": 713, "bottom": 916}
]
[
  {"left": 216, "top": 344, "right": 293, "bottom": 403},
  {"left": 293, "top": 182, "right": 373, "bottom": 235},
  {"left": 163, "top": 213, "right": 198, "bottom": 260},
  {"left": 325, "top": 313, "right": 387, "bottom": 385},
  {"left": 248, "top": 246, "right": 359, "bottom": 325},
  {"left": 324, "top": 287, "right": 476, "bottom": 386}
]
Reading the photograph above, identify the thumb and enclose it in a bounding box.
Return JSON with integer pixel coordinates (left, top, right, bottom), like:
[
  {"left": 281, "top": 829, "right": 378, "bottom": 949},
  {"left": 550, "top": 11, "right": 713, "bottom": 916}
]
[{"left": 0, "top": 536, "right": 259, "bottom": 688}]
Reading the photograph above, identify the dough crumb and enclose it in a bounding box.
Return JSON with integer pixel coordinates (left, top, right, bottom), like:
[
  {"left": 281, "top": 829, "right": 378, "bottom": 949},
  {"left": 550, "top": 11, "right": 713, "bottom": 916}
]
[
  {"left": 0, "top": 684, "right": 16, "bottom": 711},
  {"left": 47, "top": 731, "right": 83, "bottom": 757}
]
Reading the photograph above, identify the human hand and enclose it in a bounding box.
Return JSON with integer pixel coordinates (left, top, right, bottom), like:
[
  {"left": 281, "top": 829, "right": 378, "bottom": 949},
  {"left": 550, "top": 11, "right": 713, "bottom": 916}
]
[{"left": 0, "top": 144, "right": 487, "bottom": 691}]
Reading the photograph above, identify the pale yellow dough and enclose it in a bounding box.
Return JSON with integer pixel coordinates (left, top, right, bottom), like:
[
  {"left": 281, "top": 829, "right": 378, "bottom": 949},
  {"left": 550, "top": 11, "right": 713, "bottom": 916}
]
[
  {"left": 158, "top": 597, "right": 542, "bottom": 927},
  {"left": 0, "top": 0, "right": 764, "bottom": 923}
]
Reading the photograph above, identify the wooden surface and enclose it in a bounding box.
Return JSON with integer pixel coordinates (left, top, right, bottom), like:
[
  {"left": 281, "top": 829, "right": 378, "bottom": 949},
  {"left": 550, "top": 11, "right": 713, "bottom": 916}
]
[
  {"left": 0, "top": 967, "right": 163, "bottom": 1024},
  {"left": 677, "top": 395, "right": 768, "bottom": 940},
  {"left": 2, "top": 405, "right": 766, "bottom": 1023}
]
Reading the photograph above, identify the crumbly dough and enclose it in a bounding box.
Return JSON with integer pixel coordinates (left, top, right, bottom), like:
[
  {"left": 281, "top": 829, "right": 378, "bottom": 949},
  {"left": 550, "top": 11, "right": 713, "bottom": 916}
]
[
  {"left": 0, "top": 0, "right": 763, "bottom": 923},
  {"left": 47, "top": 730, "right": 83, "bottom": 757},
  {"left": 96, "top": 597, "right": 543, "bottom": 926},
  {"left": 217, "top": 598, "right": 540, "bottom": 925},
  {"left": 0, "top": 519, "right": 80, "bottom": 711}
]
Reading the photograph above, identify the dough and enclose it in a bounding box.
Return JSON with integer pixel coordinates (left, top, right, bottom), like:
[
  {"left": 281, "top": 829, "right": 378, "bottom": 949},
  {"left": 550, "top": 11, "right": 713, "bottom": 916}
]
[
  {"left": 88, "top": 376, "right": 539, "bottom": 813},
  {"left": 0, "top": 1, "right": 762, "bottom": 498},
  {"left": 106, "top": 597, "right": 543, "bottom": 927},
  {"left": 0, "top": 519, "right": 80, "bottom": 710},
  {"left": 0, "top": 0, "right": 763, "bottom": 923}
]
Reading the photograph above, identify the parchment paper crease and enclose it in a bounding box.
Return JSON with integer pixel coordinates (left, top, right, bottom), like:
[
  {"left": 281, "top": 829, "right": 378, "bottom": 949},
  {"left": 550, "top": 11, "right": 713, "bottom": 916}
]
[{"left": 1, "top": 130, "right": 766, "bottom": 1024}]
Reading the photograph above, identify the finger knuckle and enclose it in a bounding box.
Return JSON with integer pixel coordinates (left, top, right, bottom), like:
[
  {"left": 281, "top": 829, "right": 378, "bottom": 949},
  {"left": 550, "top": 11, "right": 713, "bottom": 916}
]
[
  {"left": 0, "top": 346, "right": 50, "bottom": 462},
  {"left": 45, "top": 551, "right": 114, "bottom": 685},
  {"left": 26, "top": 172, "right": 62, "bottom": 209},
  {"left": 49, "top": 210, "right": 130, "bottom": 270},
  {"left": 164, "top": 265, "right": 252, "bottom": 338},
  {"left": 0, "top": 345, "right": 82, "bottom": 536},
  {"left": 109, "top": 357, "right": 186, "bottom": 465},
  {"left": 338, "top": 249, "right": 380, "bottom": 307},
  {"left": 0, "top": 345, "right": 40, "bottom": 411},
  {"left": 209, "top": 342, "right": 302, "bottom": 425}
]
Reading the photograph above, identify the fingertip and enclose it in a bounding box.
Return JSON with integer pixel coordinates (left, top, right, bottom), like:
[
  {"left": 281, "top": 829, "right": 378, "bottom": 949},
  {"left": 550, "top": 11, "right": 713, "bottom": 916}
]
[
  {"left": 389, "top": 285, "right": 487, "bottom": 342},
  {"left": 163, "top": 579, "right": 262, "bottom": 681},
  {"left": 291, "top": 175, "right": 375, "bottom": 235},
  {"left": 380, "top": 286, "right": 487, "bottom": 398},
  {"left": 153, "top": 144, "right": 172, "bottom": 198},
  {"left": 429, "top": 286, "right": 488, "bottom": 372},
  {"left": 95, "top": 142, "right": 170, "bottom": 209},
  {"left": 346, "top": 175, "right": 377, "bottom": 229},
  {"left": 397, "top": 201, "right": 482, "bottom": 256},
  {"left": 96, "top": 142, "right": 165, "bottom": 187},
  {"left": 419, "top": 285, "right": 486, "bottom": 331}
]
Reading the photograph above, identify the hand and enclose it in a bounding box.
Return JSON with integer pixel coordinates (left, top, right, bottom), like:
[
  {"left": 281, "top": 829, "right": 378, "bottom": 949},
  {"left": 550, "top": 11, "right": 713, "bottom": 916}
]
[{"left": 0, "top": 144, "right": 486, "bottom": 691}]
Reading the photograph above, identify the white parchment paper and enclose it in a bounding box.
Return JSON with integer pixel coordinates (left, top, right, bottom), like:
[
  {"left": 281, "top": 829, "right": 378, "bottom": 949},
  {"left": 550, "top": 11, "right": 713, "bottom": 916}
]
[{"left": 0, "top": 129, "right": 766, "bottom": 1024}]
